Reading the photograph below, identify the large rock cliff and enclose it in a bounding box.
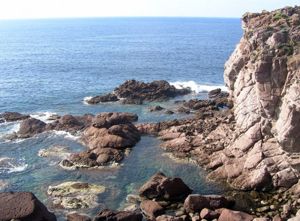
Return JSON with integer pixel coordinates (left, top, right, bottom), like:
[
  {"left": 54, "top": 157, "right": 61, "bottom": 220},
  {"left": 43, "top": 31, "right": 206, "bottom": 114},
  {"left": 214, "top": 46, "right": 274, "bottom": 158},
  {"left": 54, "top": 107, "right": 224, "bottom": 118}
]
[{"left": 218, "top": 6, "right": 300, "bottom": 189}]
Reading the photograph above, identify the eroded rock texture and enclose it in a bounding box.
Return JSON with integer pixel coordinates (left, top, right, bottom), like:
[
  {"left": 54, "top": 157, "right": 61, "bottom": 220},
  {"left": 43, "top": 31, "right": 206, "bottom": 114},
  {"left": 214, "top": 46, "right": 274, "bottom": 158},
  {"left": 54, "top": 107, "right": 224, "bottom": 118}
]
[{"left": 216, "top": 6, "right": 300, "bottom": 189}]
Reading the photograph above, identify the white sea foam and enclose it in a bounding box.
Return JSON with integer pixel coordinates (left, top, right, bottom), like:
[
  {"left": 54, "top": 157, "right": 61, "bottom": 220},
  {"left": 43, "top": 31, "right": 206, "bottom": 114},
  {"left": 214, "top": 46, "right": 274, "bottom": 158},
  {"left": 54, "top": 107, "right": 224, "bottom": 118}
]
[
  {"left": 30, "top": 111, "right": 58, "bottom": 123},
  {"left": 170, "top": 81, "right": 227, "bottom": 93},
  {"left": 83, "top": 96, "right": 93, "bottom": 105},
  {"left": 0, "top": 122, "right": 20, "bottom": 142},
  {"left": 0, "top": 157, "right": 28, "bottom": 174},
  {"left": 51, "top": 130, "right": 80, "bottom": 141}
]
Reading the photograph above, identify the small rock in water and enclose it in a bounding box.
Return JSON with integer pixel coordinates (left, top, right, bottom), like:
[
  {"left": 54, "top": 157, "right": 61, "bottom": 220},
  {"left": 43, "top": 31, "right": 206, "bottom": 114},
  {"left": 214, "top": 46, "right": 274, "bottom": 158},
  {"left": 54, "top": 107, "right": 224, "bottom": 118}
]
[{"left": 149, "top": 105, "right": 165, "bottom": 112}]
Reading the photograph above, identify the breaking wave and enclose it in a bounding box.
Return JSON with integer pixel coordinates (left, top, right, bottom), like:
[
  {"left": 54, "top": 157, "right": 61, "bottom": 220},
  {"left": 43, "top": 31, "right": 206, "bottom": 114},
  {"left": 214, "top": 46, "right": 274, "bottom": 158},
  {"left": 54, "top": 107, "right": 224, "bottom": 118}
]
[
  {"left": 30, "top": 111, "right": 58, "bottom": 123},
  {"left": 170, "top": 81, "right": 227, "bottom": 93},
  {"left": 0, "top": 157, "right": 28, "bottom": 174}
]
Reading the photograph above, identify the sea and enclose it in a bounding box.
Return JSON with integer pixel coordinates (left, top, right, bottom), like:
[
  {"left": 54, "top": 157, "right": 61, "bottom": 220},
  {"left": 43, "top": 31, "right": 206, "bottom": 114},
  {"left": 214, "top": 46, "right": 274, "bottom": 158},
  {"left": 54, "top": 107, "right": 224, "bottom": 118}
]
[{"left": 0, "top": 17, "right": 242, "bottom": 218}]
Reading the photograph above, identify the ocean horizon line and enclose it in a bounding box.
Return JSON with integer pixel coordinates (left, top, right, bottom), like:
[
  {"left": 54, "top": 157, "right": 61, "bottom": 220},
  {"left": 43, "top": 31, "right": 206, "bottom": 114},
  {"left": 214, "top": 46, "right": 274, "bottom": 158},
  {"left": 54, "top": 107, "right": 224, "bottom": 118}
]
[{"left": 0, "top": 15, "right": 241, "bottom": 22}]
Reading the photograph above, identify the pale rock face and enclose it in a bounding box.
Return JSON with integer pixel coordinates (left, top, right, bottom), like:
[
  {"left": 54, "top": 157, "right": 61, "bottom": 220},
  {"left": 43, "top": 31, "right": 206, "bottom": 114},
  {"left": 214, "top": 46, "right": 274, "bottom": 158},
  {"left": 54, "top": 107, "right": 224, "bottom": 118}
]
[{"left": 220, "top": 6, "right": 300, "bottom": 189}]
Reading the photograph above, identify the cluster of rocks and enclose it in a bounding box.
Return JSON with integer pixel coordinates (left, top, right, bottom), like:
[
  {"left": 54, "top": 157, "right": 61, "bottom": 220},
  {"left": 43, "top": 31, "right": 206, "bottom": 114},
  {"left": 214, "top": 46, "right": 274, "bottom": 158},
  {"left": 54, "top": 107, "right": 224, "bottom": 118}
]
[
  {"left": 60, "top": 112, "right": 140, "bottom": 169},
  {"left": 0, "top": 111, "right": 141, "bottom": 168},
  {"left": 86, "top": 80, "right": 191, "bottom": 105}
]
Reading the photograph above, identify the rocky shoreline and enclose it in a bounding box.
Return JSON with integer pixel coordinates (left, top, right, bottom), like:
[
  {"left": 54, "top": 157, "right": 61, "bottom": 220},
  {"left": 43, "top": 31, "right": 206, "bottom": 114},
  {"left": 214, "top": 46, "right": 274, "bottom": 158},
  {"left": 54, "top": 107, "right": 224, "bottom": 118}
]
[{"left": 0, "top": 5, "right": 300, "bottom": 221}]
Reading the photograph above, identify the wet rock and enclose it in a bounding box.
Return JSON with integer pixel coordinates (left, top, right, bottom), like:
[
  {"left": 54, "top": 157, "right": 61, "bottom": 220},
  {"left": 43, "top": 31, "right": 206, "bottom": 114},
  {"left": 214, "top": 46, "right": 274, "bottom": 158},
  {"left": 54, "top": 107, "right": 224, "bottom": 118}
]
[
  {"left": 94, "top": 148, "right": 124, "bottom": 165},
  {"left": 0, "top": 112, "right": 30, "bottom": 122},
  {"left": 149, "top": 106, "right": 165, "bottom": 112},
  {"left": 94, "top": 209, "right": 143, "bottom": 221},
  {"left": 139, "top": 172, "right": 192, "bottom": 201},
  {"left": 140, "top": 200, "right": 165, "bottom": 219},
  {"left": 87, "top": 93, "right": 119, "bottom": 104},
  {"left": 0, "top": 192, "right": 56, "bottom": 221},
  {"left": 89, "top": 80, "right": 191, "bottom": 105},
  {"left": 67, "top": 212, "right": 91, "bottom": 221},
  {"left": 18, "top": 118, "right": 47, "bottom": 138},
  {"left": 208, "top": 89, "right": 229, "bottom": 100},
  {"left": 218, "top": 209, "right": 253, "bottom": 221},
  {"left": 184, "top": 194, "right": 230, "bottom": 213},
  {"left": 47, "top": 181, "right": 105, "bottom": 209},
  {"left": 208, "top": 88, "right": 222, "bottom": 99},
  {"left": 165, "top": 110, "right": 175, "bottom": 115}
]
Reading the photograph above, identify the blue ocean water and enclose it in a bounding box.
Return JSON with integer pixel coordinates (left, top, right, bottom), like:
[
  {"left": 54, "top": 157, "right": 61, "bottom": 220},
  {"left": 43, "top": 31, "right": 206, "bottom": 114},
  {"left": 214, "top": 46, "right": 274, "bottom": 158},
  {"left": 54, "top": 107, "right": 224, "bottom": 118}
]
[
  {"left": 0, "top": 18, "right": 241, "bottom": 115},
  {"left": 0, "top": 18, "right": 242, "bottom": 219}
]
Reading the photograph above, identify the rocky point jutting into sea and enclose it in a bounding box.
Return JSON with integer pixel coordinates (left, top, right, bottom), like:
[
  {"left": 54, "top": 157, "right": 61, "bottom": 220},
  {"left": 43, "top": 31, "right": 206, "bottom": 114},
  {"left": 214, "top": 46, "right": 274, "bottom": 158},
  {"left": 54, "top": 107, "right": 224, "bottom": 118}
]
[{"left": 0, "top": 5, "right": 300, "bottom": 221}]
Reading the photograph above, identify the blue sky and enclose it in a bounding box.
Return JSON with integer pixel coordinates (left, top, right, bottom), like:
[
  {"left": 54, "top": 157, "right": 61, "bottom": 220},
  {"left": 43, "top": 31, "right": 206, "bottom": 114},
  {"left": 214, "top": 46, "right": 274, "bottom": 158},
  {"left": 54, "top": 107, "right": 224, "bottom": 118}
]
[{"left": 0, "top": 0, "right": 299, "bottom": 19}]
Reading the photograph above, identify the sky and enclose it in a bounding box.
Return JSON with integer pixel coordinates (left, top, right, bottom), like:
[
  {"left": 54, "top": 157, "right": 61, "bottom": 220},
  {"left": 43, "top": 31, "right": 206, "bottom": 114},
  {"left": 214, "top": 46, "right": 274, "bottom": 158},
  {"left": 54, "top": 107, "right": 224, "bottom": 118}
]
[{"left": 0, "top": 0, "right": 298, "bottom": 20}]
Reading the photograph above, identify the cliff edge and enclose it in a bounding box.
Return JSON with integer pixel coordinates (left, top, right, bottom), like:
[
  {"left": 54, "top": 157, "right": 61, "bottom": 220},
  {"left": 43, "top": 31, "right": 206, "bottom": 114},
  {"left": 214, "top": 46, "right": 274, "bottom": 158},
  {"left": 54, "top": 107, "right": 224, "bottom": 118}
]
[{"left": 219, "top": 6, "right": 300, "bottom": 189}]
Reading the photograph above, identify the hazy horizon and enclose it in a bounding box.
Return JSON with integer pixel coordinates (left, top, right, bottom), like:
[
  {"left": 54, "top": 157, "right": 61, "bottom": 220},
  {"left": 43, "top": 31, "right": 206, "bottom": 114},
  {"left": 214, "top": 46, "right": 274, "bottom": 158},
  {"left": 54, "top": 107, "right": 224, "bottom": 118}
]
[{"left": 0, "top": 0, "right": 298, "bottom": 20}]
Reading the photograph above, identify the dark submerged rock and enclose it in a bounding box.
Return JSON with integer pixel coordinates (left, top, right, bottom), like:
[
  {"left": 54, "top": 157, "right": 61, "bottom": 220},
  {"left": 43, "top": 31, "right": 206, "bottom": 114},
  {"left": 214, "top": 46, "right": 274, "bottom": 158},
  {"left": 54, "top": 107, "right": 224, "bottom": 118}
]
[
  {"left": 87, "top": 93, "right": 119, "bottom": 104},
  {"left": 88, "top": 80, "right": 191, "bottom": 105},
  {"left": 149, "top": 105, "right": 165, "bottom": 112},
  {"left": 0, "top": 112, "right": 30, "bottom": 122}
]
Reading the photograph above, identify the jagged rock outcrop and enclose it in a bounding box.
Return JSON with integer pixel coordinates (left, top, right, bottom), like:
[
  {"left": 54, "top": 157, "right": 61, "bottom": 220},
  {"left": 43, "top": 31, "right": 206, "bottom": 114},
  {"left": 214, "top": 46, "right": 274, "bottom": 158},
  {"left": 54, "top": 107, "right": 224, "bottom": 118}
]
[
  {"left": 60, "top": 112, "right": 140, "bottom": 169},
  {"left": 86, "top": 80, "right": 191, "bottom": 105},
  {"left": 211, "top": 6, "right": 300, "bottom": 190}
]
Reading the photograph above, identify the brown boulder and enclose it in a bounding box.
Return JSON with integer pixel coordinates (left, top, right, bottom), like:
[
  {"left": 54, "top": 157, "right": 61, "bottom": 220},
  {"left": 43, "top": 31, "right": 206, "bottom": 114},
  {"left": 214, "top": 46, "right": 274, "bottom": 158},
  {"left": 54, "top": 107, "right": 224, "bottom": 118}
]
[
  {"left": 184, "top": 194, "right": 230, "bottom": 213},
  {"left": 0, "top": 112, "right": 30, "bottom": 122},
  {"left": 0, "top": 192, "right": 56, "bottom": 221},
  {"left": 218, "top": 208, "right": 253, "bottom": 221},
  {"left": 200, "top": 208, "right": 220, "bottom": 220},
  {"left": 94, "top": 209, "right": 142, "bottom": 221},
  {"left": 18, "top": 118, "right": 47, "bottom": 138},
  {"left": 139, "top": 172, "right": 192, "bottom": 201},
  {"left": 140, "top": 200, "right": 164, "bottom": 219}
]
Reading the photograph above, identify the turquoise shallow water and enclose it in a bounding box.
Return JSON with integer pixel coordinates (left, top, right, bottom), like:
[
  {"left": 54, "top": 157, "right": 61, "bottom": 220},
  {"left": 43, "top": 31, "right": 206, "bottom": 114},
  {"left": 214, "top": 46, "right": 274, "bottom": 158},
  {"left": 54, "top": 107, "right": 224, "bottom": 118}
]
[{"left": 0, "top": 17, "right": 241, "bottom": 219}]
